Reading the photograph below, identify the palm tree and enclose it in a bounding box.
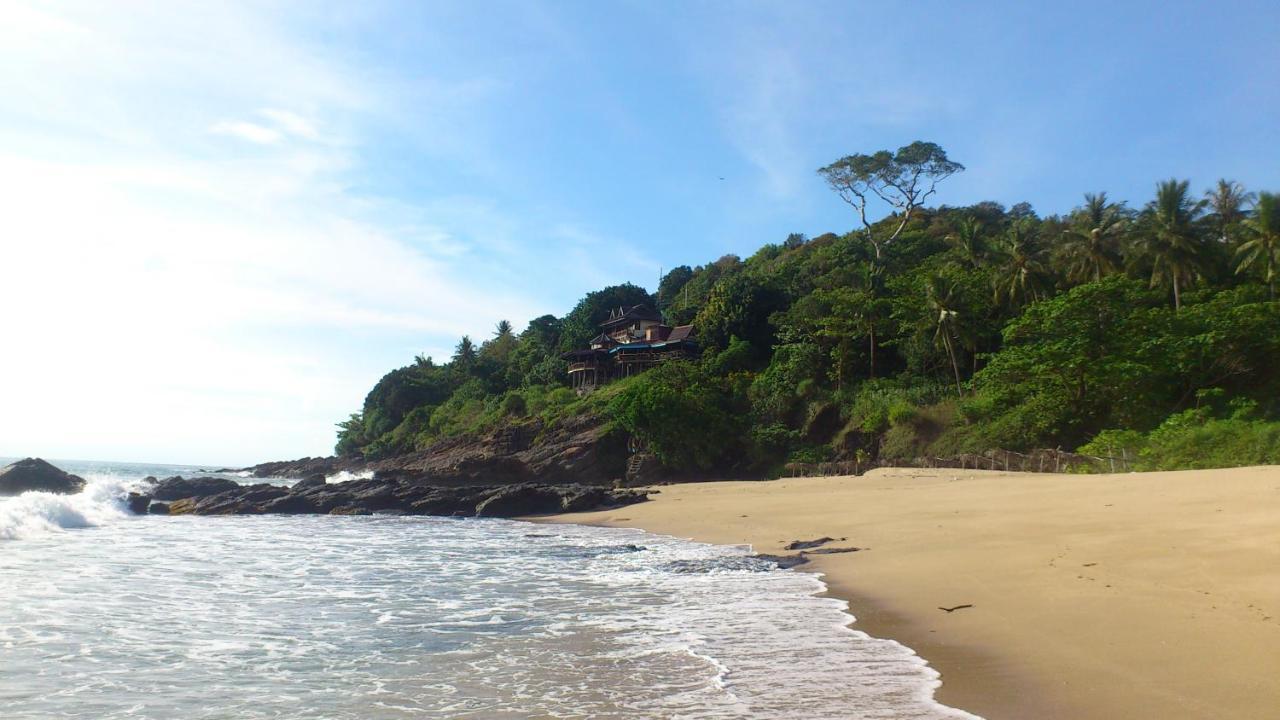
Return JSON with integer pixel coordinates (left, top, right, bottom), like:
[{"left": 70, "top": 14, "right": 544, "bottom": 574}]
[
  {"left": 1059, "top": 192, "right": 1126, "bottom": 284},
  {"left": 991, "top": 219, "right": 1050, "bottom": 309},
  {"left": 1235, "top": 192, "right": 1280, "bottom": 299},
  {"left": 1132, "top": 179, "right": 1207, "bottom": 310},
  {"left": 1204, "top": 179, "right": 1255, "bottom": 243},
  {"left": 944, "top": 216, "right": 986, "bottom": 268},
  {"left": 453, "top": 335, "right": 477, "bottom": 369},
  {"left": 494, "top": 320, "right": 514, "bottom": 338},
  {"left": 926, "top": 275, "right": 966, "bottom": 396}
]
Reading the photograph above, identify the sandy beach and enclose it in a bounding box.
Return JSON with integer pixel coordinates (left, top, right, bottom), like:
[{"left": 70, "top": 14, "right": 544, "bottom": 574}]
[{"left": 541, "top": 467, "right": 1280, "bottom": 719}]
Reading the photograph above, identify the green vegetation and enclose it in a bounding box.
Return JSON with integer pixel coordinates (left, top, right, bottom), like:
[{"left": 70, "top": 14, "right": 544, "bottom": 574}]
[{"left": 337, "top": 141, "right": 1280, "bottom": 475}]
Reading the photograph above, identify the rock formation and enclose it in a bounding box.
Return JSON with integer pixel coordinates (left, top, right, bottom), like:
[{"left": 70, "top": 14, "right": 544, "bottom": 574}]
[{"left": 0, "top": 458, "right": 86, "bottom": 495}]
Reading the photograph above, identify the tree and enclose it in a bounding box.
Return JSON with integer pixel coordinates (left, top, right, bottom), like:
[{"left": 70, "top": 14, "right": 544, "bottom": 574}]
[
  {"left": 1132, "top": 179, "right": 1207, "bottom": 310},
  {"left": 991, "top": 219, "right": 1050, "bottom": 309},
  {"left": 1059, "top": 192, "right": 1126, "bottom": 284},
  {"left": 1204, "top": 179, "right": 1255, "bottom": 243},
  {"left": 944, "top": 215, "right": 987, "bottom": 269},
  {"left": 453, "top": 335, "right": 477, "bottom": 369},
  {"left": 818, "top": 141, "right": 964, "bottom": 258},
  {"left": 1235, "top": 192, "right": 1280, "bottom": 299},
  {"left": 607, "top": 361, "right": 743, "bottom": 470},
  {"left": 559, "top": 283, "right": 654, "bottom": 352},
  {"left": 656, "top": 266, "right": 694, "bottom": 310},
  {"left": 926, "top": 275, "right": 967, "bottom": 396},
  {"left": 481, "top": 320, "right": 518, "bottom": 365},
  {"left": 693, "top": 272, "right": 785, "bottom": 356}
]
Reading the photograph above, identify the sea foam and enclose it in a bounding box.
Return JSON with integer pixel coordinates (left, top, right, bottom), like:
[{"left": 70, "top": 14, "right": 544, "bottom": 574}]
[{"left": 0, "top": 474, "right": 142, "bottom": 540}]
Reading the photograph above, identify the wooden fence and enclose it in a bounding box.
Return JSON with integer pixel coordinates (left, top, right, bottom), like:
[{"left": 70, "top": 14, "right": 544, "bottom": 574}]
[{"left": 784, "top": 448, "right": 1132, "bottom": 478}]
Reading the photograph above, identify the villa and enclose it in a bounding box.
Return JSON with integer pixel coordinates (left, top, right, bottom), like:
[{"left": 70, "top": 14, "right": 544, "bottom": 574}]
[{"left": 561, "top": 304, "right": 696, "bottom": 391}]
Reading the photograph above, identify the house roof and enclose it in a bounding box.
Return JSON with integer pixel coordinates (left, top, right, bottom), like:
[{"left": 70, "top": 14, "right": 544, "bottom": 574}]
[
  {"left": 600, "top": 304, "right": 663, "bottom": 328},
  {"left": 666, "top": 325, "right": 694, "bottom": 342},
  {"left": 589, "top": 332, "right": 616, "bottom": 346}
]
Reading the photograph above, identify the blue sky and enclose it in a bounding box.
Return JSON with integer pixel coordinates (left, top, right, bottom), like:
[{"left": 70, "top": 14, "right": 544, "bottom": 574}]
[{"left": 1, "top": 0, "right": 1276, "bottom": 465}]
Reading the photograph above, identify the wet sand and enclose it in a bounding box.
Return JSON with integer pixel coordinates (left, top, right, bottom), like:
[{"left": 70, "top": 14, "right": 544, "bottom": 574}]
[{"left": 540, "top": 466, "right": 1280, "bottom": 719}]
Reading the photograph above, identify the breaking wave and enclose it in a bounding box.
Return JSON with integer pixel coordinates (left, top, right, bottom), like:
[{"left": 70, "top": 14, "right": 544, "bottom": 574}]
[
  {"left": 323, "top": 469, "right": 375, "bottom": 484},
  {"left": 0, "top": 473, "right": 144, "bottom": 540}
]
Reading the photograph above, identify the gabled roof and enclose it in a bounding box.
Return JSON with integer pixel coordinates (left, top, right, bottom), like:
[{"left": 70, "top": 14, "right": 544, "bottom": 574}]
[
  {"left": 600, "top": 304, "right": 663, "bottom": 328},
  {"left": 666, "top": 325, "right": 694, "bottom": 343},
  {"left": 589, "top": 332, "right": 616, "bottom": 346}
]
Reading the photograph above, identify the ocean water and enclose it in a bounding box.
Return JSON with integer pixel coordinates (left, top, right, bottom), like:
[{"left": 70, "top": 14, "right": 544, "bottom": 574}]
[{"left": 0, "top": 460, "right": 978, "bottom": 719}]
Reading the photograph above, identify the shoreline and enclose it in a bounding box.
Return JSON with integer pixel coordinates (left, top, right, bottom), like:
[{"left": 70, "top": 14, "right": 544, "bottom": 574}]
[{"left": 537, "top": 466, "right": 1280, "bottom": 720}]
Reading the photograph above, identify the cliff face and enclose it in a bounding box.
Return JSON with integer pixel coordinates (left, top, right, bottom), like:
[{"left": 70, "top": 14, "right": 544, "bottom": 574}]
[{"left": 249, "top": 413, "right": 629, "bottom": 487}]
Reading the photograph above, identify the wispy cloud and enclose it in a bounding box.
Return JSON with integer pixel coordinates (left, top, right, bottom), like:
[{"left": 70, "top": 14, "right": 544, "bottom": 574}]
[
  {"left": 259, "top": 108, "right": 320, "bottom": 140},
  {"left": 211, "top": 119, "right": 284, "bottom": 144},
  {"left": 0, "top": 1, "right": 542, "bottom": 464}
]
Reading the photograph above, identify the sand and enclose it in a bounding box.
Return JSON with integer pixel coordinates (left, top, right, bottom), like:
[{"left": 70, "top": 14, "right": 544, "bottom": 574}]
[{"left": 540, "top": 466, "right": 1280, "bottom": 719}]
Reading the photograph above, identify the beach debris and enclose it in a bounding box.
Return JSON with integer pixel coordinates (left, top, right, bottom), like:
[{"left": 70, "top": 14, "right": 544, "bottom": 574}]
[
  {"left": 1083, "top": 562, "right": 1097, "bottom": 567},
  {"left": 937, "top": 604, "right": 974, "bottom": 613}
]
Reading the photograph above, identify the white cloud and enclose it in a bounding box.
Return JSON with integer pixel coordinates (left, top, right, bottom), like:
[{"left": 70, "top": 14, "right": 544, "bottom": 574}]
[
  {"left": 0, "top": 1, "right": 541, "bottom": 465},
  {"left": 211, "top": 120, "right": 284, "bottom": 144},
  {"left": 259, "top": 108, "right": 320, "bottom": 140}
]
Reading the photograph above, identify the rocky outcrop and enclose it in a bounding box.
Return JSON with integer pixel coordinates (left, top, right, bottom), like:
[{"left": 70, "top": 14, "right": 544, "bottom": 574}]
[
  {"left": 0, "top": 458, "right": 86, "bottom": 495},
  {"left": 241, "top": 414, "right": 630, "bottom": 487},
  {"left": 128, "top": 474, "right": 646, "bottom": 519},
  {"left": 148, "top": 476, "right": 241, "bottom": 501},
  {"left": 247, "top": 457, "right": 353, "bottom": 479}
]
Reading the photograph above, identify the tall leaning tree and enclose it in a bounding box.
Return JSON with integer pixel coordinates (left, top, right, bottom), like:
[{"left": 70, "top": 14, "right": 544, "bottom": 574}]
[{"left": 818, "top": 141, "right": 964, "bottom": 259}]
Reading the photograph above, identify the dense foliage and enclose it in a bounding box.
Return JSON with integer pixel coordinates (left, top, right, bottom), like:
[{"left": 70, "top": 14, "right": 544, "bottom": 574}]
[{"left": 337, "top": 143, "right": 1280, "bottom": 475}]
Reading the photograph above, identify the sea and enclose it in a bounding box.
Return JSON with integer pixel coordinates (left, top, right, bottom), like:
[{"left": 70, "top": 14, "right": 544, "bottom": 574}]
[{"left": 0, "top": 459, "right": 978, "bottom": 719}]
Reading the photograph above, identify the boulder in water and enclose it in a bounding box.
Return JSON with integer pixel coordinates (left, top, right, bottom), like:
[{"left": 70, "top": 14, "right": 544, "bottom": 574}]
[
  {"left": 0, "top": 458, "right": 86, "bottom": 496},
  {"left": 126, "top": 492, "right": 151, "bottom": 514},
  {"left": 150, "top": 476, "right": 241, "bottom": 501}
]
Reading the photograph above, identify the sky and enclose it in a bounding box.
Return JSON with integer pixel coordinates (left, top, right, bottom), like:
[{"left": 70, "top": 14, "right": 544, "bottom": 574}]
[{"left": 1, "top": 0, "right": 1276, "bottom": 466}]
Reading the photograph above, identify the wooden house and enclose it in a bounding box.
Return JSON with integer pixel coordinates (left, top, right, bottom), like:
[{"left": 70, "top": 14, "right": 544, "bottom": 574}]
[{"left": 562, "top": 305, "right": 696, "bottom": 391}]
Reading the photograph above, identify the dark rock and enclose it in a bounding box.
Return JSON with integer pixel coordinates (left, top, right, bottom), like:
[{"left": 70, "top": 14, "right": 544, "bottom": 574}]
[
  {"left": 0, "top": 458, "right": 86, "bottom": 496},
  {"left": 291, "top": 474, "right": 328, "bottom": 491},
  {"left": 149, "top": 473, "right": 645, "bottom": 518},
  {"left": 408, "top": 490, "right": 484, "bottom": 516},
  {"left": 126, "top": 492, "right": 151, "bottom": 514},
  {"left": 150, "top": 476, "right": 241, "bottom": 501},
  {"left": 474, "top": 485, "right": 566, "bottom": 517},
  {"left": 245, "top": 456, "right": 354, "bottom": 480},
  {"left": 148, "top": 502, "right": 170, "bottom": 515},
  {"left": 190, "top": 484, "right": 288, "bottom": 515},
  {"left": 329, "top": 506, "right": 373, "bottom": 515},
  {"left": 757, "top": 553, "right": 811, "bottom": 569},
  {"left": 560, "top": 487, "right": 609, "bottom": 513},
  {"left": 262, "top": 492, "right": 337, "bottom": 515},
  {"left": 806, "top": 546, "right": 864, "bottom": 555},
  {"left": 784, "top": 537, "right": 836, "bottom": 551}
]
